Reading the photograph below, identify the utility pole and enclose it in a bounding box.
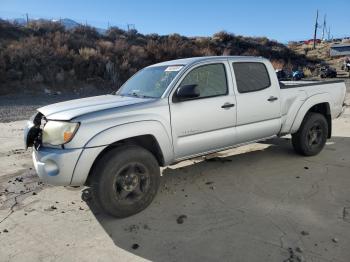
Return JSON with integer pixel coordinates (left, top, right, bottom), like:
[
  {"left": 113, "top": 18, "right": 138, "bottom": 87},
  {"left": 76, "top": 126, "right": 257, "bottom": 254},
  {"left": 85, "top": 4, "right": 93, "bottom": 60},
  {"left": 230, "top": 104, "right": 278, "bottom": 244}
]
[
  {"left": 26, "top": 13, "right": 29, "bottom": 26},
  {"left": 321, "top": 14, "right": 326, "bottom": 41},
  {"left": 313, "top": 10, "right": 319, "bottom": 49}
]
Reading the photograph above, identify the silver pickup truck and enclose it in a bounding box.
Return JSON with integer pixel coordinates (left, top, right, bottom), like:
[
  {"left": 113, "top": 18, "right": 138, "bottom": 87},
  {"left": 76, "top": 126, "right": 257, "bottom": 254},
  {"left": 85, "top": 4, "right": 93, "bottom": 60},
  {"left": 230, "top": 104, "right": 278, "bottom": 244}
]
[{"left": 24, "top": 56, "right": 346, "bottom": 217}]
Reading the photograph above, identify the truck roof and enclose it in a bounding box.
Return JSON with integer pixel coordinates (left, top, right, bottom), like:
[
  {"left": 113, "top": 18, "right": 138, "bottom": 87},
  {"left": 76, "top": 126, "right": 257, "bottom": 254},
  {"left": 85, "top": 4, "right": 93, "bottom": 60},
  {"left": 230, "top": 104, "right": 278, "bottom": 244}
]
[{"left": 149, "top": 56, "right": 267, "bottom": 67}]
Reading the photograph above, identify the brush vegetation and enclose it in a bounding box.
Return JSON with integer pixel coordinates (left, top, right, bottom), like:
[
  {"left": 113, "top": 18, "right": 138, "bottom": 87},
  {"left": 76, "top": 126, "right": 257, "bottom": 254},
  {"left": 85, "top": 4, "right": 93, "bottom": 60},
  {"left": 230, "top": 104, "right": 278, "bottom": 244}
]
[{"left": 0, "top": 19, "right": 318, "bottom": 94}]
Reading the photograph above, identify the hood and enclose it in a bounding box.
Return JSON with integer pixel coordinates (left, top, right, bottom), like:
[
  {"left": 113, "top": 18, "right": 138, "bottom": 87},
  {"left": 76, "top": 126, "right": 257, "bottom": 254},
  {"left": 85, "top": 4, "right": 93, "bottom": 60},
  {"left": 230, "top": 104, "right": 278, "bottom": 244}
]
[{"left": 38, "top": 94, "right": 153, "bottom": 120}]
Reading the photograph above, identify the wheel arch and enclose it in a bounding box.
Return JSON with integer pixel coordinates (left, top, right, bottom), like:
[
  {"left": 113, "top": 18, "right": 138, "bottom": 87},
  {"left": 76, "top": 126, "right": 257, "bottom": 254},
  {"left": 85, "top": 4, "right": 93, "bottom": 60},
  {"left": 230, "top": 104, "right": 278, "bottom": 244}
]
[
  {"left": 291, "top": 94, "right": 332, "bottom": 138},
  {"left": 84, "top": 135, "right": 165, "bottom": 186},
  {"left": 71, "top": 121, "right": 174, "bottom": 186}
]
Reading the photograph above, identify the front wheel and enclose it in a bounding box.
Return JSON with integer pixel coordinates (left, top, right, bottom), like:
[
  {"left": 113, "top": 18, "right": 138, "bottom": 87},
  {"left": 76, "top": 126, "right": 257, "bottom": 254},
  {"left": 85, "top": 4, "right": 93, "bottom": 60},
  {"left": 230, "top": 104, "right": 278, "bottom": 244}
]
[
  {"left": 90, "top": 145, "right": 160, "bottom": 218},
  {"left": 292, "top": 112, "right": 328, "bottom": 156}
]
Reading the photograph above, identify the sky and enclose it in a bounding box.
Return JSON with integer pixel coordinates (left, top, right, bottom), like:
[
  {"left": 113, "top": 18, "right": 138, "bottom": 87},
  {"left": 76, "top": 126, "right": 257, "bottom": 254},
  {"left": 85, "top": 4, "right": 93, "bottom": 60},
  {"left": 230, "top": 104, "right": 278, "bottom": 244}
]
[{"left": 1, "top": 0, "right": 349, "bottom": 42}]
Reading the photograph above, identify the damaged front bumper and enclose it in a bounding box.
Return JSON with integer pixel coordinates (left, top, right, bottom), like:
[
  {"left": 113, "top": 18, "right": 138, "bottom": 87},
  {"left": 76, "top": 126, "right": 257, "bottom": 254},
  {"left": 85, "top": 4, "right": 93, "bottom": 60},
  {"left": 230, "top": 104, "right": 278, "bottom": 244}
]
[
  {"left": 24, "top": 112, "right": 45, "bottom": 150},
  {"left": 25, "top": 112, "right": 105, "bottom": 186},
  {"left": 25, "top": 112, "right": 82, "bottom": 186},
  {"left": 32, "top": 147, "right": 82, "bottom": 186}
]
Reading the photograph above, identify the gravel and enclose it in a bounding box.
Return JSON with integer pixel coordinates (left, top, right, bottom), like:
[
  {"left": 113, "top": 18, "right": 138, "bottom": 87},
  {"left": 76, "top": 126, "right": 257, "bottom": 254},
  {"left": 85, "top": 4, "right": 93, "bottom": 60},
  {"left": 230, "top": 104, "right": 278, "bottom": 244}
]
[{"left": 0, "top": 91, "right": 106, "bottom": 122}]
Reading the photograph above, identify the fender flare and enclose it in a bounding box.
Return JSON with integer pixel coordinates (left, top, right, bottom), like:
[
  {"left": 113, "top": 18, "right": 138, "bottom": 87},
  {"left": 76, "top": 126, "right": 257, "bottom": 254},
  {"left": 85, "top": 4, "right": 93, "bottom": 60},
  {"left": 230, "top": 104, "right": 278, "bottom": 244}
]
[
  {"left": 84, "top": 120, "right": 174, "bottom": 164},
  {"left": 70, "top": 120, "right": 174, "bottom": 185},
  {"left": 290, "top": 93, "right": 332, "bottom": 134}
]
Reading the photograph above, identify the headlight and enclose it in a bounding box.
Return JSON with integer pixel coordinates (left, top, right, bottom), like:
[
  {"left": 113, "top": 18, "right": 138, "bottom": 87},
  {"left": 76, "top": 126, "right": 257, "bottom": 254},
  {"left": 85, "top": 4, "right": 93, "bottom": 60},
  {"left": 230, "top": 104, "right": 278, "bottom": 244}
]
[{"left": 42, "top": 121, "right": 79, "bottom": 146}]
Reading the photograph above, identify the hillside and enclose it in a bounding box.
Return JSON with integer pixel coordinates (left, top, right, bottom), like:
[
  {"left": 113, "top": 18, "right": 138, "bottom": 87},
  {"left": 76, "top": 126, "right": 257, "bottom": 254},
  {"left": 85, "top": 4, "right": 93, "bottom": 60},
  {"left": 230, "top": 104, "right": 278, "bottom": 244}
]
[
  {"left": 0, "top": 19, "right": 319, "bottom": 95},
  {"left": 289, "top": 41, "right": 350, "bottom": 77}
]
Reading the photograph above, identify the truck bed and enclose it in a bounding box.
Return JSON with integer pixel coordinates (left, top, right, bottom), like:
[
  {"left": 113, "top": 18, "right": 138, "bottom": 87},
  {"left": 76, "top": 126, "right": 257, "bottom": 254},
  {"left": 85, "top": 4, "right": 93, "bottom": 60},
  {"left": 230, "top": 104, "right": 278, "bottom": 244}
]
[{"left": 278, "top": 79, "right": 346, "bottom": 135}]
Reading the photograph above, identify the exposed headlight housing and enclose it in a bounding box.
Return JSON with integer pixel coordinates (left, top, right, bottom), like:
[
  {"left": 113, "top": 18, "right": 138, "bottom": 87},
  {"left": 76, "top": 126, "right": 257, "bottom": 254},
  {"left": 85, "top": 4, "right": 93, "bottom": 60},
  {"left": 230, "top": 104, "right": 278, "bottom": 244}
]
[{"left": 42, "top": 121, "right": 79, "bottom": 146}]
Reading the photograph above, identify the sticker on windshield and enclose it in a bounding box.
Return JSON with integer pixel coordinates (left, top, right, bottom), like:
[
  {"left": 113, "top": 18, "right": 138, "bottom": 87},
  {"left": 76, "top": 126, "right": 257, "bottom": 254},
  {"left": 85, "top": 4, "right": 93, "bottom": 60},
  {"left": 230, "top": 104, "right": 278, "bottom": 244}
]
[{"left": 165, "top": 66, "right": 183, "bottom": 72}]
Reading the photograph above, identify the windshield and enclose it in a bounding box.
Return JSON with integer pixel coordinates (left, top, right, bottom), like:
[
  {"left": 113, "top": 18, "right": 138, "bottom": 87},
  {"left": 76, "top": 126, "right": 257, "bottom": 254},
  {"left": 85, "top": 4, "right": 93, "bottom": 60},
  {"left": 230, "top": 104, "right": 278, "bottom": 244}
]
[{"left": 117, "top": 65, "right": 183, "bottom": 98}]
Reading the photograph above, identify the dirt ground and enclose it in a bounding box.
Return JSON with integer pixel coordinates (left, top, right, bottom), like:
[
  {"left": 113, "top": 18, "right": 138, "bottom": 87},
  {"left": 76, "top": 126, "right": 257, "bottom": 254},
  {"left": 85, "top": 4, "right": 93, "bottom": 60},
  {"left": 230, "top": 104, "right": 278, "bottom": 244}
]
[
  {"left": 0, "top": 89, "right": 107, "bottom": 123},
  {"left": 0, "top": 80, "right": 349, "bottom": 262}
]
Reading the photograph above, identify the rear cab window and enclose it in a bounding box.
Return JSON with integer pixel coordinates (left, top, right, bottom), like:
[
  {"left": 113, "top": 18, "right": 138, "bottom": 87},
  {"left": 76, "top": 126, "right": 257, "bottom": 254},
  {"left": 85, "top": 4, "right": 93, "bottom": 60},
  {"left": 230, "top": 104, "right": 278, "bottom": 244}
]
[{"left": 232, "top": 62, "right": 271, "bottom": 93}]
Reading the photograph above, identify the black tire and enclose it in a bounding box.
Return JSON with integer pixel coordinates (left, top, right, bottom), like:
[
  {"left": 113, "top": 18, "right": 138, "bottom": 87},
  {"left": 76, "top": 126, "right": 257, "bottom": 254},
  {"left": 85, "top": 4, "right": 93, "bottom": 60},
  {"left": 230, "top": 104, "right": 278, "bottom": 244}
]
[
  {"left": 292, "top": 112, "right": 328, "bottom": 156},
  {"left": 90, "top": 144, "right": 160, "bottom": 218}
]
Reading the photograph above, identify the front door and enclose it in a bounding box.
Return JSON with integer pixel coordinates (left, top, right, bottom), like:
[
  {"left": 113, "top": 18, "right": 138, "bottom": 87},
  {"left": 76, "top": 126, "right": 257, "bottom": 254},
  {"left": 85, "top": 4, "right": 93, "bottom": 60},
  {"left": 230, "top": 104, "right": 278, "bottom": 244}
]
[{"left": 169, "top": 62, "right": 237, "bottom": 160}]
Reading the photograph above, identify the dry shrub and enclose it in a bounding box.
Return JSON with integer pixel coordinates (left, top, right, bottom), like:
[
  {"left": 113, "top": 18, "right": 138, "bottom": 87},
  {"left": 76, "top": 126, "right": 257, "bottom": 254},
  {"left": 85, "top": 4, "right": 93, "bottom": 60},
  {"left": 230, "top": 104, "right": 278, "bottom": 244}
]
[
  {"left": 28, "top": 20, "right": 65, "bottom": 35},
  {"left": 0, "top": 20, "right": 318, "bottom": 91},
  {"left": 271, "top": 60, "right": 285, "bottom": 70},
  {"left": 213, "top": 31, "right": 234, "bottom": 42},
  {"left": 97, "top": 40, "right": 113, "bottom": 53},
  {"left": 79, "top": 47, "right": 98, "bottom": 59},
  {"left": 303, "top": 67, "right": 313, "bottom": 77}
]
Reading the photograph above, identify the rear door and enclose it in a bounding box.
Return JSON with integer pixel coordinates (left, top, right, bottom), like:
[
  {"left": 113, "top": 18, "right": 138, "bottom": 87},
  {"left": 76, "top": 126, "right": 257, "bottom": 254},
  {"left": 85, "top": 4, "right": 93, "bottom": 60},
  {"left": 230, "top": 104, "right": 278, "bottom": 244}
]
[
  {"left": 169, "top": 61, "right": 237, "bottom": 160},
  {"left": 230, "top": 61, "right": 281, "bottom": 143}
]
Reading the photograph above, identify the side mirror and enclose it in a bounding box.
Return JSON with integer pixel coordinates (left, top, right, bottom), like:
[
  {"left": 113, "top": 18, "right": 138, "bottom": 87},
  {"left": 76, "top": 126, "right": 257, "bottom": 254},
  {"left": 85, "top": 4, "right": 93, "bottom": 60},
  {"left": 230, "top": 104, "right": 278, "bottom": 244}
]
[{"left": 175, "top": 84, "right": 200, "bottom": 101}]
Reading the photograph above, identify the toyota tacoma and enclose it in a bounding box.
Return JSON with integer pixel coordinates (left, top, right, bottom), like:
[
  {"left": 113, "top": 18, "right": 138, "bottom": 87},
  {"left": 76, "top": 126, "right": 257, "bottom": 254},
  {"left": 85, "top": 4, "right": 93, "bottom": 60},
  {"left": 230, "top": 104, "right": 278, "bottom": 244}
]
[{"left": 24, "top": 56, "right": 347, "bottom": 217}]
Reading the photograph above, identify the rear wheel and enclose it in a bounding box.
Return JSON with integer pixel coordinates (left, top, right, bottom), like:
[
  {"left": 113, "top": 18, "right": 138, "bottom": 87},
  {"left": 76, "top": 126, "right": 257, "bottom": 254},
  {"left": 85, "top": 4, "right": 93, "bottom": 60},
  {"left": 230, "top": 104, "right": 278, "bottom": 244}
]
[
  {"left": 90, "top": 145, "right": 160, "bottom": 218},
  {"left": 292, "top": 113, "right": 328, "bottom": 156}
]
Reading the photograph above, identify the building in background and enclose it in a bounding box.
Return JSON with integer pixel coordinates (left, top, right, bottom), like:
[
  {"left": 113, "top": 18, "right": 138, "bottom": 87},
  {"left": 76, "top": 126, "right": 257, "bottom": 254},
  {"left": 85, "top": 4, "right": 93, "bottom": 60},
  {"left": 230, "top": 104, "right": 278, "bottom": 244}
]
[{"left": 330, "top": 43, "right": 350, "bottom": 57}]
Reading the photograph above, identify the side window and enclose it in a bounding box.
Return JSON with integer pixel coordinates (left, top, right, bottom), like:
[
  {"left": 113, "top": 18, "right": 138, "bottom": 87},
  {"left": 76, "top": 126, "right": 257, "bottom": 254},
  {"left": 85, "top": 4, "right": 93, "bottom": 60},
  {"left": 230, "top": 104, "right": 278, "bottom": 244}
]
[
  {"left": 233, "top": 62, "right": 271, "bottom": 93},
  {"left": 179, "top": 63, "right": 228, "bottom": 98}
]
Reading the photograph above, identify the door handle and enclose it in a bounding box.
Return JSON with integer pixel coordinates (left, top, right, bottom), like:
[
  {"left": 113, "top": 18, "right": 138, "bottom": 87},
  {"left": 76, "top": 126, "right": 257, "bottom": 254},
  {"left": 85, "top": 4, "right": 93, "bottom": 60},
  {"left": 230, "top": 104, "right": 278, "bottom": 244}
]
[
  {"left": 267, "top": 96, "right": 278, "bottom": 102},
  {"left": 221, "top": 103, "right": 235, "bottom": 109}
]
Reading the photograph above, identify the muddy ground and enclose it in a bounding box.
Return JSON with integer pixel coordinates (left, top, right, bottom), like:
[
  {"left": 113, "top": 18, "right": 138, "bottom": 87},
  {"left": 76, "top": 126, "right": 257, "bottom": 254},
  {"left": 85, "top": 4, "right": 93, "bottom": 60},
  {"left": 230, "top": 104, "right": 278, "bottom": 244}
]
[{"left": 0, "top": 80, "right": 349, "bottom": 262}]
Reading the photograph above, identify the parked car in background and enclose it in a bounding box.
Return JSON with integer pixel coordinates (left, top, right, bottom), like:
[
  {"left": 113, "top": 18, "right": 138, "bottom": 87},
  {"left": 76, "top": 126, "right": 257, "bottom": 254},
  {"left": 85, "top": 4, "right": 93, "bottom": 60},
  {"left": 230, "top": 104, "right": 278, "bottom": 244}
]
[
  {"left": 292, "top": 70, "right": 305, "bottom": 81},
  {"left": 276, "top": 69, "right": 292, "bottom": 80},
  {"left": 276, "top": 69, "right": 304, "bottom": 81},
  {"left": 341, "top": 57, "right": 350, "bottom": 73},
  {"left": 25, "top": 56, "right": 346, "bottom": 218},
  {"left": 320, "top": 66, "right": 337, "bottom": 78},
  {"left": 304, "top": 39, "right": 321, "bottom": 45}
]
